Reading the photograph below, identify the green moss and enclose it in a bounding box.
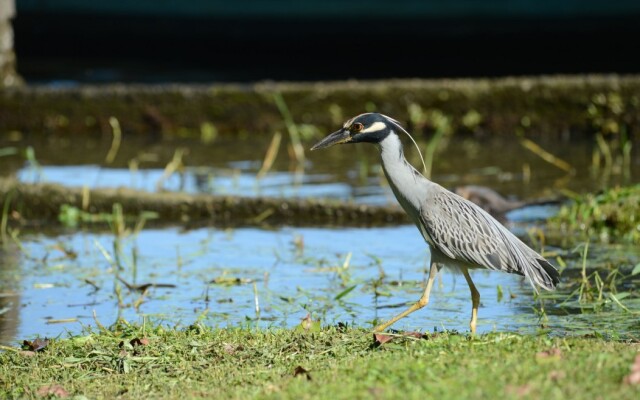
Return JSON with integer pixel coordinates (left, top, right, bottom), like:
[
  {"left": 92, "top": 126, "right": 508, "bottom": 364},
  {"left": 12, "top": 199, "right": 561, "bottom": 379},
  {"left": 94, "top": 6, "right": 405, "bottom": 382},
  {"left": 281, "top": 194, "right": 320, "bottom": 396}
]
[{"left": 1, "top": 325, "right": 638, "bottom": 399}]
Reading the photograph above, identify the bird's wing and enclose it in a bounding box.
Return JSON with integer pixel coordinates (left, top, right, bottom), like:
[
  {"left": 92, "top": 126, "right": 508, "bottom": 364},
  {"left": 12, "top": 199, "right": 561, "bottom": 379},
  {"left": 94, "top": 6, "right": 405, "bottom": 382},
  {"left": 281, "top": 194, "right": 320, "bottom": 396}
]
[{"left": 419, "top": 187, "right": 529, "bottom": 275}]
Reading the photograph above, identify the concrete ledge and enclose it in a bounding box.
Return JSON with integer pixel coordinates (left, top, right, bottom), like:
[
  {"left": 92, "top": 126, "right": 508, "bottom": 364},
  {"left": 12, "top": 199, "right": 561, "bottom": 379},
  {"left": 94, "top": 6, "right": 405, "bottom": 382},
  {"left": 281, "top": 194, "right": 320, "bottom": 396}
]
[
  {"left": 0, "top": 178, "right": 409, "bottom": 229},
  {"left": 1, "top": 75, "right": 639, "bottom": 138}
]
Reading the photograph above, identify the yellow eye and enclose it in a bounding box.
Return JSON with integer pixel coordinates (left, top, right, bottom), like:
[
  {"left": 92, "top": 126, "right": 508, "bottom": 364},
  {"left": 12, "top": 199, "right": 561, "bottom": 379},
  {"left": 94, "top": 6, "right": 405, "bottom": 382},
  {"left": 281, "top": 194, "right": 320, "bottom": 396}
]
[{"left": 351, "top": 123, "right": 364, "bottom": 133}]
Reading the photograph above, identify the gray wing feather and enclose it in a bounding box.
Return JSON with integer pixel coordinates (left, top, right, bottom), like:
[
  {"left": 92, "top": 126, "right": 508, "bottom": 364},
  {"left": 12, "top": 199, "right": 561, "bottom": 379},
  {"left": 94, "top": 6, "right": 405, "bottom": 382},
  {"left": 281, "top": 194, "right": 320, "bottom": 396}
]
[{"left": 420, "top": 187, "right": 558, "bottom": 290}]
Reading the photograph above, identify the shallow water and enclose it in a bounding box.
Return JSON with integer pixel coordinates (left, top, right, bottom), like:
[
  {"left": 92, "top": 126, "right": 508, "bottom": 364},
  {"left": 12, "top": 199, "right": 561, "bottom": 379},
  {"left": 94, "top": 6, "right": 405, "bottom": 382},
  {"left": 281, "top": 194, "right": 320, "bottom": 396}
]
[
  {"left": 0, "top": 133, "right": 638, "bottom": 344},
  {"left": 3, "top": 134, "right": 637, "bottom": 204},
  {"left": 0, "top": 225, "right": 544, "bottom": 344},
  {"left": 1, "top": 224, "right": 638, "bottom": 345}
]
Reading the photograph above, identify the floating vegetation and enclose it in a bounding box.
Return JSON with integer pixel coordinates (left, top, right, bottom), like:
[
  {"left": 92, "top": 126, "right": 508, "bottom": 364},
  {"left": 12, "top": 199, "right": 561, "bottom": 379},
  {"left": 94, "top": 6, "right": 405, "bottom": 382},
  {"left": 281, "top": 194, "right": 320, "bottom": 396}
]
[{"left": 541, "top": 242, "right": 640, "bottom": 320}]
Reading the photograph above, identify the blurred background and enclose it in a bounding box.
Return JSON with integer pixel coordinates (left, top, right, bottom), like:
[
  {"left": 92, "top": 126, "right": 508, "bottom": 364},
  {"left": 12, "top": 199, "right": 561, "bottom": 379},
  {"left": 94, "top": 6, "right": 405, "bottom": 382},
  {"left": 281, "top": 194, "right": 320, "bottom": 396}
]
[{"left": 8, "top": 0, "right": 640, "bottom": 84}]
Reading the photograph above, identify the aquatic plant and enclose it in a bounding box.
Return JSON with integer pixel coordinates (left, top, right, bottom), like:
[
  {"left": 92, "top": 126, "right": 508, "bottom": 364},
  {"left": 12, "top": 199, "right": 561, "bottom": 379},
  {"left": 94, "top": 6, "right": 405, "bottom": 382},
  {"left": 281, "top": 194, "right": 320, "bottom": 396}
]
[{"left": 550, "top": 185, "right": 640, "bottom": 243}]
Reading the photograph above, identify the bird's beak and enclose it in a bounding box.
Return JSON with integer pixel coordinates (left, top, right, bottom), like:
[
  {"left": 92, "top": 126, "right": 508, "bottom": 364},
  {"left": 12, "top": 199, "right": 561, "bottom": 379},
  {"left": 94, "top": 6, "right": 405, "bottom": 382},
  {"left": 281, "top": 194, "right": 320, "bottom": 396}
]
[{"left": 310, "top": 129, "right": 351, "bottom": 151}]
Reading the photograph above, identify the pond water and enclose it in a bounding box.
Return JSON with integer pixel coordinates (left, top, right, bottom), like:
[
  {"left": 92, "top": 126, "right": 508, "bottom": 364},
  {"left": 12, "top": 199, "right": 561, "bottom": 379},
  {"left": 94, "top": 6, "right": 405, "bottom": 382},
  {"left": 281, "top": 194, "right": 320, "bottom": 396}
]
[
  {"left": 2, "top": 221, "right": 639, "bottom": 345},
  {"left": 0, "top": 133, "right": 638, "bottom": 344},
  {"left": 3, "top": 134, "right": 636, "bottom": 204}
]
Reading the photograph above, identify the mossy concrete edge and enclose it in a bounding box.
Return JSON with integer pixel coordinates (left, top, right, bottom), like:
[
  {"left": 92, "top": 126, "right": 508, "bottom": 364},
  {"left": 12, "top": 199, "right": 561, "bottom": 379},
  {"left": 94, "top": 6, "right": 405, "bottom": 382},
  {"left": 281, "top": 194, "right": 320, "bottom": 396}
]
[
  {"left": 0, "top": 178, "right": 408, "bottom": 228},
  {"left": 2, "top": 75, "right": 639, "bottom": 138}
]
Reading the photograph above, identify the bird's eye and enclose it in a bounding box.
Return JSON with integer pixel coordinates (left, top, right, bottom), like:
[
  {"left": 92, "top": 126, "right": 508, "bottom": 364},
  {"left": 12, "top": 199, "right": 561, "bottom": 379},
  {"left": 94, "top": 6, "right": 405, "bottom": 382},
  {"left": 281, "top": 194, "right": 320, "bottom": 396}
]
[{"left": 351, "top": 123, "right": 364, "bottom": 133}]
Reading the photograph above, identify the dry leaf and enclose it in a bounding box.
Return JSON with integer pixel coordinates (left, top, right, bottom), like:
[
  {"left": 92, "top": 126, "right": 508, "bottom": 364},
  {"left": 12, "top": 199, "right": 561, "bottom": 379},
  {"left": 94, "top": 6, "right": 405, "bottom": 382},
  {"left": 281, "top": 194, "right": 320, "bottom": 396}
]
[
  {"left": 36, "top": 384, "right": 69, "bottom": 398},
  {"left": 505, "top": 383, "right": 532, "bottom": 397},
  {"left": 368, "top": 387, "right": 385, "bottom": 398},
  {"left": 623, "top": 354, "right": 640, "bottom": 385},
  {"left": 22, "top": 338, "right": 49, "bottom": 352},
  {"left": 130, "top": 337, "right": 149, "bottom": 347},
  {"left": 18, "top": 351, "right": 37, "bottom": 357},
  {"left": 222, "top": 343, "right": 243, "bottom": 355},
  {"left": 373, "top": 333, "right": 394, "bottom": 345},
  {"left": 536, "top": 348, "right": 562, "bottom": 359},
  {"left": 548, "top": 370, "right": 566, "bottom": 382},
  {"left": 374, "top": 331, "right": 426, "bottom": 345},
  {"left": 293, "top": 366, "right": 312, "bottom": 381}
]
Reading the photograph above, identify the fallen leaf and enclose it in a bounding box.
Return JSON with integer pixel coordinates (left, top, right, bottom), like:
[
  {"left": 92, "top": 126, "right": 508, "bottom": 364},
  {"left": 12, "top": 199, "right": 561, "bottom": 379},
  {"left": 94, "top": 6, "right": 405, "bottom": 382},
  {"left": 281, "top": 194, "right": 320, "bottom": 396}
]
[
  {"left": 536, "top": 347, "right": 562, "bottom": 359},
  {"left": 368, "top": 387, "right": 385, "bottom": 398},
  {"left": 505, "top": 383, "right": 532, "bottom": 397},
  {"left": 373, "top": 333, "right": 394, "bottom": 345},
  {"left": 548, "top": 370, "right": 566, "bottom": 382},
  {"left": 36, "top": 384, "right": 69, "bottom": 398},
  {"left": 623, "top": 354, "right": 640, "bottom": 385},
  {"left": 222, "top": 343, "right": 244, "bottom": 355},
  {"left": 293, "top": 366, "right": 312, "bottom": 381},
  {"left": 130, "top": 337, "right": 149, "bottom": 347},
  {"left": 18, "top": 351, "right": 37, "bottom": 357},
  {"left": 22, "top": 338, "right": 50, "bottom": 352},
  {"left": 373, "top": 331, "right": 427, "bottom": 345}
]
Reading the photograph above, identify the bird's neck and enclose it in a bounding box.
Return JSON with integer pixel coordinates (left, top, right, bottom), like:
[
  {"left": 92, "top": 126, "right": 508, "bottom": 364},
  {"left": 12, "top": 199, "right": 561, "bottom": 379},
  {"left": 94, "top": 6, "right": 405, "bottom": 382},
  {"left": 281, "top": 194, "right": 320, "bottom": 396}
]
[{"left": 377, "top": 133, "right": 430, "bottom": 213}]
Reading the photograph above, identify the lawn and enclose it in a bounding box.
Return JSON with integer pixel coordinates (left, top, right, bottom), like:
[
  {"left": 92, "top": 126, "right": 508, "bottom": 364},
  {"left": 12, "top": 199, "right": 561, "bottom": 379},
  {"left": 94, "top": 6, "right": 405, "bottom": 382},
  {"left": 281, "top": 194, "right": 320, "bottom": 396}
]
[{"left": 1, "top": 324, "right": 638, "bottom": 399}]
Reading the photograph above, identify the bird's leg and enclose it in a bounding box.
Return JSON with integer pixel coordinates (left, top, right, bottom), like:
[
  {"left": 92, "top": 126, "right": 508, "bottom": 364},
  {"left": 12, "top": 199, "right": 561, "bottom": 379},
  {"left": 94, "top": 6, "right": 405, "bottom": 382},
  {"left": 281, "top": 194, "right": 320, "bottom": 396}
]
[
  {"left": 374, "top": 263, "right": 439, "bottom": 332},
  {"left": 462, "top": 268, "right": 480, "bottom": 334}
]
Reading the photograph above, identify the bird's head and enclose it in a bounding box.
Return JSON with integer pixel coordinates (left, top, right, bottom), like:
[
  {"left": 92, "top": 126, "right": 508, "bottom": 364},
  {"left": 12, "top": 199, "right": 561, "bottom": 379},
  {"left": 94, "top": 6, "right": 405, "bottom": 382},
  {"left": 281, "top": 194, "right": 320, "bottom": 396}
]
[{"left": 310, "top": 113, "right": 399, "bottom": 151}]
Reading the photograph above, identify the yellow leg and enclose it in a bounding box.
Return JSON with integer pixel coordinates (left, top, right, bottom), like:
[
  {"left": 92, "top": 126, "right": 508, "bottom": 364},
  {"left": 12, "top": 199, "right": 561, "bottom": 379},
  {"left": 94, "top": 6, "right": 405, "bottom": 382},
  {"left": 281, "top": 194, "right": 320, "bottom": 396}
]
[
  {"left": 374, "top": 263, "right": 439, "bottom": 332},
  {"left": 462, "top": 268, "right": 480, "bottom": 334}
]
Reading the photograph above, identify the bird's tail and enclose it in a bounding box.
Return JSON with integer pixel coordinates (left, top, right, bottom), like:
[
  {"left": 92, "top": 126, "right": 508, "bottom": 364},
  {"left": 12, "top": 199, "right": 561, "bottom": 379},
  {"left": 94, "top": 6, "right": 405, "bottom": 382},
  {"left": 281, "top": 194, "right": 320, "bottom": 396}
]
[{"left": 529, "top": 258, "right": 560, "bottom": 291}]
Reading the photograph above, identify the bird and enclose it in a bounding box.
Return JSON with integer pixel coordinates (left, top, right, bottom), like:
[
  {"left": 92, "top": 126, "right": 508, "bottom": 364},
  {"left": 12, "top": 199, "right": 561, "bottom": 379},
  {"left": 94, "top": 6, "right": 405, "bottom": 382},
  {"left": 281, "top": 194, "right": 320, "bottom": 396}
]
[{"left": 310, "top": 113, "right": 560, "bottom": 334}]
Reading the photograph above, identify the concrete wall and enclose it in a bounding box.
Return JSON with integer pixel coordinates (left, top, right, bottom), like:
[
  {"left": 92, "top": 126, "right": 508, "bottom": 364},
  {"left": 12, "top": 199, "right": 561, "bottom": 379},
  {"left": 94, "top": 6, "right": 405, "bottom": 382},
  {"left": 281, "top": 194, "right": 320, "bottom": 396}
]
[{"left": 0, "top": 0, "right": 21, "bottom": 86}]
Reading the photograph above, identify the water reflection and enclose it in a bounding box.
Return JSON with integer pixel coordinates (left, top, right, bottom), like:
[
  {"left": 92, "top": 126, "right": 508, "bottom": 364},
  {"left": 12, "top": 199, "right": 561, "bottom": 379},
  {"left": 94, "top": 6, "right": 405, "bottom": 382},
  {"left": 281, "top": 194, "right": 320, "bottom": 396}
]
[{"left": 3, "top": 134, "right": 636, "bottom": 204}]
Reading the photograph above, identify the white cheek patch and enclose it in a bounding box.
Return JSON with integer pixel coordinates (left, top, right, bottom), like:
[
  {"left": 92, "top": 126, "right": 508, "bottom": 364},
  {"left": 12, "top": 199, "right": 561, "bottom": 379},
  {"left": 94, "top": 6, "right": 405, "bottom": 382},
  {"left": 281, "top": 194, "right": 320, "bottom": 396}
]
[{"left": 361, "top": 121, "right": 387, "bottom": 133}]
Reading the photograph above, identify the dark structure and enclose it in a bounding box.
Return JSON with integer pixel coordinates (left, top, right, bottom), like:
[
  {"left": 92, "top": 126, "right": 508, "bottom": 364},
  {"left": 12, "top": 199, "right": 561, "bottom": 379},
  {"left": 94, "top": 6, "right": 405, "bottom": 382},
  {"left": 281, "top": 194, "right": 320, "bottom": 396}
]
[
  {"left": 12, "top": 1, "right": 640, "bottom": 83},
  {"left": 0, "top": 0, "right": 21, "bottom": 86}
]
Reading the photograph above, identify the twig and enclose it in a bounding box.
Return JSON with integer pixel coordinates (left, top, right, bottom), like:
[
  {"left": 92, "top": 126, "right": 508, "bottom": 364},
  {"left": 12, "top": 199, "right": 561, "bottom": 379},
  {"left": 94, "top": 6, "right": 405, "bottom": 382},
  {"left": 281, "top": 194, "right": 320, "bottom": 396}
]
[
  {"left": 106, "top": 117, "right": 122, "bottom": 164},
  {"left": 257, "top": 131, "right": 282, "bottom": 178},
  {"left": 520, "top": 138, "right": 574, "bottom": 173},
  {"left": 92, "top": 309, "right": 111, "bottom": 335}
]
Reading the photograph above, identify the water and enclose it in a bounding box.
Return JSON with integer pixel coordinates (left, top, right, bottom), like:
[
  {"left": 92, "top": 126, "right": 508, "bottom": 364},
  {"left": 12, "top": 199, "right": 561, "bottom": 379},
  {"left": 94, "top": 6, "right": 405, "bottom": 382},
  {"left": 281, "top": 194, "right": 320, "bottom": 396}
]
[
  {"left": 3, "top": 134, "right": 636, "bottom": 204},
  {"left": 0, "top": 225, "right": 555, "bottom": 345},
  {"left": 0, "top": 133, "right": 638, "bottom": 344},
  {"left": 2, "top": 224, "right": 638, "bottom": 345}
]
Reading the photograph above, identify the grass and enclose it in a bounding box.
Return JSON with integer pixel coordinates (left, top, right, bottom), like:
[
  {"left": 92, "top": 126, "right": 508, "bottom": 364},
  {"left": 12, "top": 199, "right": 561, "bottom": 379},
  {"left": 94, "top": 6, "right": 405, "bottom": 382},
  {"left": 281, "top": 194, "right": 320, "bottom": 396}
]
[
  {"left": 1, "top": 324, "right": 639, "bottom": 399},
  {"left": 549, "top": 184, "right": 640, "bottom": 244}
]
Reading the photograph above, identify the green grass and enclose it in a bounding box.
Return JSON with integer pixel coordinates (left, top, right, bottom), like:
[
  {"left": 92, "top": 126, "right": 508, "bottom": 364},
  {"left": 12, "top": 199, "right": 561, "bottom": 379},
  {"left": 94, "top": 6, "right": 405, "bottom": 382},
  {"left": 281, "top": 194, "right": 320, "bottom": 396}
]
[
  {"left": 550, "top": 184, "right": 640, "bottom": 243},
  {"left": 1, "top": 324, "right": 638, "bottom": 399}
]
